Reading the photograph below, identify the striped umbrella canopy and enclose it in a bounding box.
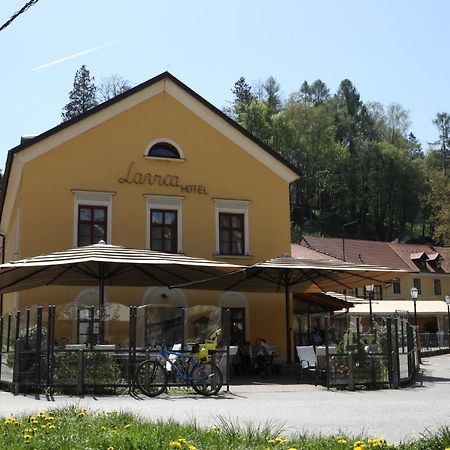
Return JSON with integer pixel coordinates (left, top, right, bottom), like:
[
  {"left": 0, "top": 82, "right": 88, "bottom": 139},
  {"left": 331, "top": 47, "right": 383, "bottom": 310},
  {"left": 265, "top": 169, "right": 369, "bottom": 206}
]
[
  {"left": 0, "top": 242, "right": 242, "bottom": 297},
  {"left": 172, "top": 255, "right": 408, "bottom": 362}
]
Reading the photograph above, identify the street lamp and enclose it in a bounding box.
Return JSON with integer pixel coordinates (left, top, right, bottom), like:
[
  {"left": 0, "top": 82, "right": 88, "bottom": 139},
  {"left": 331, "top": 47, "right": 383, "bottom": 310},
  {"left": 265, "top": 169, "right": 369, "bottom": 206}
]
[
  {"left": 445, "top": 295, "right": 450, "bottom": 340},
  {"left": 366, "top": 284, "right": 374, "bottom": 331},
  {"left": 410, "top": 287, "right": 419, "bottom": 327}
]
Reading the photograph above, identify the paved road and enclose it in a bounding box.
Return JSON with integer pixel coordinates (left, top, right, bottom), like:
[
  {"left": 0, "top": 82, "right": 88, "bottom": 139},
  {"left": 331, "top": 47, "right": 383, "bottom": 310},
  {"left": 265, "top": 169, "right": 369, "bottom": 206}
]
[{"left": 1, "top": 354, "right": 449, "bottom": 444}]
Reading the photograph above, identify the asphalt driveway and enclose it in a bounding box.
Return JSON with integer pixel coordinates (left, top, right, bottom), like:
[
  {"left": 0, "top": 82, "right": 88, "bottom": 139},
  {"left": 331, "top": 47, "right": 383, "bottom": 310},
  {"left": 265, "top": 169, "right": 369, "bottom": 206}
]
[{"left": 0, "top": 354, "right": 449, "bottom": 444}]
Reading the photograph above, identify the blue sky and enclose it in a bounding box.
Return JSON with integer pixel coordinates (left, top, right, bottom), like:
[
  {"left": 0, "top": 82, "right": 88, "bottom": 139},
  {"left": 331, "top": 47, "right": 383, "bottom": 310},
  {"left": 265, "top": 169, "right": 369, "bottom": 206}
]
[{"left": 1, "top": 0, "right": 449, "bottom": 169}]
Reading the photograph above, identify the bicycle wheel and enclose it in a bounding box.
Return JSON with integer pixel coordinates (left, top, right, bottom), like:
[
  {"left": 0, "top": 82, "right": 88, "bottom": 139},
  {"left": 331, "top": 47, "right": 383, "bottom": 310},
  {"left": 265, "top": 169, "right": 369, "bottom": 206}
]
[
  {"left": 190, "top": 361, "right": 223, "bottom": 396},
  {"left": 135, "top": 360, "right": 167, "bottom": 397}
]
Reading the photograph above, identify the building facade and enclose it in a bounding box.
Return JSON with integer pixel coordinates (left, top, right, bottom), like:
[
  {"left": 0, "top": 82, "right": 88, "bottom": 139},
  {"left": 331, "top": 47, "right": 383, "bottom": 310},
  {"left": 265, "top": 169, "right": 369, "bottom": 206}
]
[
  {"left": 0, "top": 72, "right": 300, "bottom": 353},
  {"left": 299, "top": 236, "right": 450, "bottom": 332}
]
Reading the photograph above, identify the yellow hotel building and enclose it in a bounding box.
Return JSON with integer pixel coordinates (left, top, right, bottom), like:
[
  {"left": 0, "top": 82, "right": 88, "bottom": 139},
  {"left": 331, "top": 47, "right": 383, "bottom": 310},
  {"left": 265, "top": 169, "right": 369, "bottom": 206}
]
[{"left": 0, "top": 72, "right": 300, "bottom": 356}]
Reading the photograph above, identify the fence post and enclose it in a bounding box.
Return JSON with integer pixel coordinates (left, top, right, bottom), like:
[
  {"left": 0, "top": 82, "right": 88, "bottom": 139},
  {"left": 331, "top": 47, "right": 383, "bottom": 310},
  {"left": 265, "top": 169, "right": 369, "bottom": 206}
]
[
  {"left": 392, "top": 318, "right": 399, "bottom": 389},
  {"left": 77, "top": 350, "right": 84, "bottom": 395},
  {"left": 15, "top": 310, "right": 21, "bottom": 342},
  {"left": 180, "top": 307, "right": 186, "bottom": 351},
  {"left": 25, "top": 309, "right": 30, "bottom": 350},
  {"left": 46, "top": 306, "right": 53, "bottom": 389},
  {"left": 223, "top": 308, "right": 231, "bottom": 391},
  {"left": 348, "top": 350, "right": 355, "bottom": 391},
  {"left": 35, "top": 307, "right": 43, "bottom": 389},
  {"left": 6, "top": 314, "right": 11, "bottom": 352},
  {"left": 0, "top": 316, "right": 3, "bottom": 381},
  {"left": 128, "top": 306, "right": 137, "bottom": 391},
  {"left": 13, "top": 339, "right": 21, "bottom": 395},
  {"left": 48, "top": 306, "right": 56, "bottom": 393}
]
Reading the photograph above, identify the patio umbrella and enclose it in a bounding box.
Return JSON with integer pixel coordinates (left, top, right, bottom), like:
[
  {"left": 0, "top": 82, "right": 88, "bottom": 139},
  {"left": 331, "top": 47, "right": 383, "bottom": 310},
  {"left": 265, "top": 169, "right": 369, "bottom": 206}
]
[
  {"left": 171, "top": 255, "right": 407, "bottom": 362},
  {"left": 0, "top": 242, "right": 241, "bottom": 334},
  {"left": 0, "top": 242, "right": 241, "bottom": 295}
]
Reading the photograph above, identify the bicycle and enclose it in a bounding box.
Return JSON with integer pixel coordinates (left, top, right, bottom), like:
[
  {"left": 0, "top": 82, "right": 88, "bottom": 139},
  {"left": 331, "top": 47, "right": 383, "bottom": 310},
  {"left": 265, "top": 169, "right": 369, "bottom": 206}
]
[{"left": 135, "top": 343, "right": 223, "bottom": 397}]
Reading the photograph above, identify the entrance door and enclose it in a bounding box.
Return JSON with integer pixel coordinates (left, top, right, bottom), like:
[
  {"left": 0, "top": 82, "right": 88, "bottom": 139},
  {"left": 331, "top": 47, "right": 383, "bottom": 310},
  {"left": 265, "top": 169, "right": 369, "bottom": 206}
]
[{"left": 223, "top": 307, "right": 246, "bottom": 345}]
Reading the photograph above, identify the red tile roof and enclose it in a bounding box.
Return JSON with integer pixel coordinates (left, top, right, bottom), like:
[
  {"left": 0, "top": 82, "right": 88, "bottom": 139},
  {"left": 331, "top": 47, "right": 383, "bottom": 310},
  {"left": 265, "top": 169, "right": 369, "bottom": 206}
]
[{"left": 299, "top": 236, "right": 412, "bottom": 270}]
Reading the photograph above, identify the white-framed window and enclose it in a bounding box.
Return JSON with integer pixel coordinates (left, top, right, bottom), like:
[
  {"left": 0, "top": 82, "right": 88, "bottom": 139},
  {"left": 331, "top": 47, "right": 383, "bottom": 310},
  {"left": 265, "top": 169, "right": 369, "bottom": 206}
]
[
  {"left": 72, "top": 190, "right": 114, "bottom": 247},
  {"left": 145, "top": 195, "right": 183, "bottom": 253},
  {"left": 144, "top": 138, "right": 185, "bottom": 162},
  {"left": 214, "top": 199, "right": 250, "bottom": 257}
]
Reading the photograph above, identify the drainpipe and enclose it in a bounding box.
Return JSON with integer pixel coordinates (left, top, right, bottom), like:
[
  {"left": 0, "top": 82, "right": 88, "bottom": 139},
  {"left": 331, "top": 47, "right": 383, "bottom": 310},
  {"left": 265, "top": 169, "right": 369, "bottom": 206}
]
[{"left": 0, "top": 232, "right": 4, "bottom": 316}]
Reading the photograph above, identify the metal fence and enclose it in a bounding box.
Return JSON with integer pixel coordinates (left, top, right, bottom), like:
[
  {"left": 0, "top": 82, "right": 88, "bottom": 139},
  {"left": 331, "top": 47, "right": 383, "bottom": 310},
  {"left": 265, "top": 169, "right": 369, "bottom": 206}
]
[
  {"left": 316, "top": 316, "right": 419, "bottom": 390},
  {"left": 1, "top": 305, "right": 234, "bottom": 395}
]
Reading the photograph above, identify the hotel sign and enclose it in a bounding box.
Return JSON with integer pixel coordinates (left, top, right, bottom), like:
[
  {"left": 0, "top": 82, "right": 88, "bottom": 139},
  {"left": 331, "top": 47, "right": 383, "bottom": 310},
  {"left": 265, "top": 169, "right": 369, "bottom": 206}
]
[{"left": 118, "top": 162, "right": 208, "bottom": 195}]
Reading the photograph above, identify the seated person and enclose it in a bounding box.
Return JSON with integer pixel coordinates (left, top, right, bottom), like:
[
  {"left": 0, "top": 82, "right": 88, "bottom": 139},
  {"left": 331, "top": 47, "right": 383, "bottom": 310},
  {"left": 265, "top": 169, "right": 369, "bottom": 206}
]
[{"left": 254, "top": 337, "right": 272, "bottom": 377}]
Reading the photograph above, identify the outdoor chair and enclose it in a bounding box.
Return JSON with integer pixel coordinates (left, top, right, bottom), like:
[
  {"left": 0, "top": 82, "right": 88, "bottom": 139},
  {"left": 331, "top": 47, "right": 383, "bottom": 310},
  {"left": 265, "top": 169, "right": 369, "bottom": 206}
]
[{"left": 296, "top": 345, "right": 318, "bottom": 384}]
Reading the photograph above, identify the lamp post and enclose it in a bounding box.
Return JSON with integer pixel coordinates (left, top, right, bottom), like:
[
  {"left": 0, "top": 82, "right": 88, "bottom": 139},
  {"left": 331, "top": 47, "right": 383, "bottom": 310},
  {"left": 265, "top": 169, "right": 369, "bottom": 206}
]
[
  {"left": 445, "top": 295, "right": 450, "bottom": 344},
  {"left": 410, "top": 287, "right": 418, "bottom": 327},
  {"left": 366, "top": 284, "right": 374, "bottom": 332}
]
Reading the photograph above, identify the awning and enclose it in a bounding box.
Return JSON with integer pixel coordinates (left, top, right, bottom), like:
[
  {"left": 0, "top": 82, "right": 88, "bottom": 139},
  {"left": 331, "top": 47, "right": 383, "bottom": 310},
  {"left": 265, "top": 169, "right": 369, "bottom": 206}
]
[{"left": 345, "top": 300, "right": 450, "bottom": 315}]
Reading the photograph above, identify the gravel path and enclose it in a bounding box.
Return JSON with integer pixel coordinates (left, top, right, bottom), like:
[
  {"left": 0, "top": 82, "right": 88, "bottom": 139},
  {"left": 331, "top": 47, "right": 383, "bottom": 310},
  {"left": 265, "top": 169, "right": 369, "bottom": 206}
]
[{"left": 1, "top": 354, "right": 449, "bottom": 444}]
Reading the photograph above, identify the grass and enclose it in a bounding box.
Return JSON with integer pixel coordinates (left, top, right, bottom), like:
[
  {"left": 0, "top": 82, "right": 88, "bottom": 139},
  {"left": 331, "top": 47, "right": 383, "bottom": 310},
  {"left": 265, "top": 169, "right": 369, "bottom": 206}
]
[{"left": 0, "top": 407, "right": 449, "bottom": 449}]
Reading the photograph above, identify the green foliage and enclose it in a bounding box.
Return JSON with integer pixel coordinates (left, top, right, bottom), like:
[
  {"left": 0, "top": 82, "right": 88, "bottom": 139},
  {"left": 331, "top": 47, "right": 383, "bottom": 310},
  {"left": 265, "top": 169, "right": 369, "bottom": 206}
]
[
  {"left": 226, "top": 75, "right": 437, "bottom": 242},
  {"left": 0, "top": 407, "right": 448, "bottom": 449},
  {"left": 53, "top": 351, "right": 123, "bottom": 391},
  {"left": 61, "top": 65, "right": 98, "bottom": 121}
]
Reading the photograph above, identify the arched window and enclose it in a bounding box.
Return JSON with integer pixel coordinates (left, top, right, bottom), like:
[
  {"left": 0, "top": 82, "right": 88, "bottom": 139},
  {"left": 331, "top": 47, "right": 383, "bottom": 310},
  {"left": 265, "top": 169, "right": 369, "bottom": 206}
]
[{"left": 147, "top": 142, "right": 181, "bottom": 159}]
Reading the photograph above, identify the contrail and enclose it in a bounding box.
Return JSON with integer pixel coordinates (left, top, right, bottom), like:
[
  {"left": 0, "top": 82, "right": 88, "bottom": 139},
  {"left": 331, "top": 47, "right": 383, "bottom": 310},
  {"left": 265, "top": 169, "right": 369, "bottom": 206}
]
[{"left": 32, "top": 36, "right": 134, "bottom": 71}]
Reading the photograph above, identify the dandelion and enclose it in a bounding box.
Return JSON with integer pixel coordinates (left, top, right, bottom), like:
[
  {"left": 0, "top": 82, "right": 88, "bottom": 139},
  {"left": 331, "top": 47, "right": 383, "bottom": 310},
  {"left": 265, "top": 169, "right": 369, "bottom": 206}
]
[
  {"left": 4, "top": 416, "right": 15, "bottom": 425},
  {"left": 188, "top": 445, "right": 197, "bottom": 450},
  {"left": 169, "top": 441, "right": 182, "bottom": 448},
  {"left": 354, "top": 447, "right": 365, "bottom": 450},
  {"left": 275, "top": 437, "right": 288, "bottom": 443},
  {"left": 48, "top": 424, "right": 56, "bottom": 430},
  {"left": 23, "top": 434, "right": 32, "bottom": 443}
]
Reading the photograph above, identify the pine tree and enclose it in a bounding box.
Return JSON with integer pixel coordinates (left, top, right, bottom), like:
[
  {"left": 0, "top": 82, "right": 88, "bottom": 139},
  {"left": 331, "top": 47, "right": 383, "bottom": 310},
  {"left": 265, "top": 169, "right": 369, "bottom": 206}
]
[{"left": 61, "top": 65, "right": 98, "bottom": 121}]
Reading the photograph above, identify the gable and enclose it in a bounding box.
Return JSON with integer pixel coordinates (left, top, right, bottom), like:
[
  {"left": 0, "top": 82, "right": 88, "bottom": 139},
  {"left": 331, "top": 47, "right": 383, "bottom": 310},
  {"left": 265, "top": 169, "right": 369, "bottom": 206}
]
[{"left": 1, "top": 72, "right": 300, "bottom": 233}]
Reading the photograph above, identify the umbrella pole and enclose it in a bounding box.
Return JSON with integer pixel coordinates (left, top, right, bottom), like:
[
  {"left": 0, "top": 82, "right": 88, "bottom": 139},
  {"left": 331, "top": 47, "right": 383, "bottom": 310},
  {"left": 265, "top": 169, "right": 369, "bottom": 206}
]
[{"left": 285, "top": 284, "right": 292, "bottom": 363}]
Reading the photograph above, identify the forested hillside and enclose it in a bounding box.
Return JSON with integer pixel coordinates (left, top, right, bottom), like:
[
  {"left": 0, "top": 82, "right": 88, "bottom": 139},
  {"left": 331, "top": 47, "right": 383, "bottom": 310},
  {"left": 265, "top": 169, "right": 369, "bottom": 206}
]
[{"left": 225, "top": 77, "right": 449, "bottom": 245}]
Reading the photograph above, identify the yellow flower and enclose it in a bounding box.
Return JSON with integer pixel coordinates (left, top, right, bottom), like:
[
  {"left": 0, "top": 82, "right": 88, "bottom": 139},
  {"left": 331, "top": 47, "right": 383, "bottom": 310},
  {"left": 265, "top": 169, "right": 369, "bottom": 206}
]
[
  {"left": 354, "top": 441, "right": 365, "bottom": 447},
  {"left": 354, "top": 447, "right": 365, "bottom": 450},
  {"left": 287, "top": 448, "right": 298, "bottom": 450},
  {"left": 45, "top": 416, "right": 55, "bottom": 421},
  {"left": 48, "top": 424, "right": 56, "bottom": 430},
  {"left": 275, "top": 437, "right": 288, "bottom": 443},
  {"left": 77, "top": 411, "right": 87, "bottom": 418},
  {"left": 188, "top": 446, "right": 197, "bottom": 450},
  {"left": 337, "top": 438, "right": 347, "bottom": 444},
  {"left": 169, "top": 441, "right": 182, "bottom": 448},
  {"left": 209, "top": 426, "right": 220, "bottom": 433},
  {"left": 123, "top": 424, "right": 131, "bottom": 429},
  {"left": 23, "top": 434, "right": 32, "bottom": 443},
  {"left": 178, "top": 438, "right": 187, "bottom": 443},
  {"left": 107, "top": 447, "right": 115, "bottom": 450},
  {"left": 38, "top": 411, "right": 47, "bottom": 418},
  {"left": 267, "top": 439, "right": 276, "bottom": 443}
]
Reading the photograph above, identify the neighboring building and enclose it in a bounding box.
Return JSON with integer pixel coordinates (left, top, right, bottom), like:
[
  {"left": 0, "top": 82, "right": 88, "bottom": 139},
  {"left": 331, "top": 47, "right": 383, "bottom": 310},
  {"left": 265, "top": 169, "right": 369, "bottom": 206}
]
[
  {"left": 0, "top": 72, "right": 300, "bottom": 353},
  {"left": 299, "top": 236, "right": 450, "bottom": 332}
]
